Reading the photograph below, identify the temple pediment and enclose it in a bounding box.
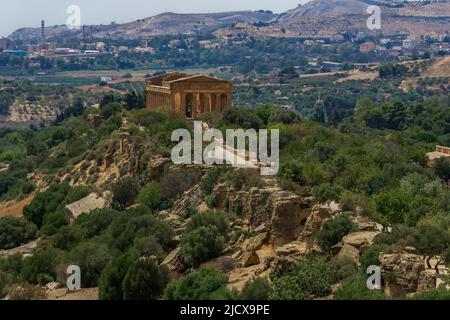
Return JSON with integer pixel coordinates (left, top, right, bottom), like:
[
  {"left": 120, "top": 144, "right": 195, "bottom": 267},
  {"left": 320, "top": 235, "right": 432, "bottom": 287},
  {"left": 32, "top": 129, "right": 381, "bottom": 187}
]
[{"left": 168, "top": 75, "right": 231, "bottom": 84}]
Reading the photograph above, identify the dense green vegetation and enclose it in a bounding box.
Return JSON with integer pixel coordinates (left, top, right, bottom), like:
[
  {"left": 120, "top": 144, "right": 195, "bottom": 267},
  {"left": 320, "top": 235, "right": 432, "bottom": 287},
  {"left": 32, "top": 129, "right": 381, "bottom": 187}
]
[
  {"left": 0, "top": 68, "right": 449, "bottom": 300},
  {"left": 0, "top": 216, "right": 38, "bottom": 250}
]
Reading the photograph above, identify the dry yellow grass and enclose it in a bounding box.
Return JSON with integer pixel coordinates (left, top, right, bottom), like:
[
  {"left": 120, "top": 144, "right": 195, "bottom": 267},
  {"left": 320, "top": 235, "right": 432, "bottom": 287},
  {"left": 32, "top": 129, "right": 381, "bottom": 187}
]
[
  {"left": 422, "top": 56, "right": 450, "bottom": 78},
  {"left": 0, "top": 194, "right": 34, "bottom": 218}
]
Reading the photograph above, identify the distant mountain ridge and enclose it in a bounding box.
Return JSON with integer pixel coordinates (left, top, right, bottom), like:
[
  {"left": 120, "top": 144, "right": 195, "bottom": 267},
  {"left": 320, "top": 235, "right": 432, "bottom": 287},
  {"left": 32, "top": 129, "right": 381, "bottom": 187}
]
[
  {"left": 8, "top": 11, "right": 276, "bottom": 41},
  {"left": 7, "top": 0, "right": 450, "bottom": 41}
]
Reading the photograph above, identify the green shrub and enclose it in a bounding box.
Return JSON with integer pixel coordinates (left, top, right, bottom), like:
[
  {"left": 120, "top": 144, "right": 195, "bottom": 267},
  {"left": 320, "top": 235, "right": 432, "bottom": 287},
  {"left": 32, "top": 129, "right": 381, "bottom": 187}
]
[
  {"left": 226, "top": 169, "right": 263, "bottom": 191},
  {"left": 205, "top": 195, "right": 216, "bottom": 208},
  {"left": 136, "top": 181, "right": 165, "bottom": 211},
  {"left": 222, "top": 107, "right": 263, "bottom": 130},
  {"left": 311, "top": 183, "right": 343, "bottom": 202},
  {"left": 99, "top": 250, "right": 138, "bottom": 300},
  {"left": 270, "top": 256, "right": 339, "bottom": 300},
  {"left": 132, "top": 236, "right": 165, "bottom": 261},
  {"left": 52, "top": 224, "right": 86, "bottom": 251},
  {"left": 201, "top": 167, "right": 229, "bottom": 195},
  {"left": 277, "top": 161, "right": 305, "bottom": 191},
  {"left": 76, "top": 208, "right": 119, "bottom": 238},
  {"left": 316, "top": 214, "right": 357, "bottom": 252},
  {"left": 161, "top": 168, "right": 202, "bottom": 200},
  {"left": 108, "top": 208, "right": 173, "bottom": 252},
  {"left": 67, "top": 241, "right": 112, "bottom": 287},
  {"left": 122, "top": 257, "right": 170, "bottom": 300},
  {"left": 238, "top": 277, "right": 272, "bottom": 300},
  {"left": 335, "top": 274, "right": 387, "bottom": 300},
  {"left": 112, "top": 177, "right": 138, "bottom": 211},
  {"left": 181, "top": 225, "right": 224, "bottom": 268},
  {"left": 23, "top": 183, "right": 69, "bottom": 228},
  {"left": 0, "top": 253, "right": 23, "bottom": 280},
  {"left": 0, "top": 271, "right": 13, "bottom": 298},
  {"left": 360, "top": 244, "right": 390, "bottom": 271},
  {"left": 164, "top": 267, "right": 233, "bottom": 300},
  {"left": 21, "top": 248, "right": 62, "bottom": 284},
  {"left": 0, "top": 216, "right": 38, "bottom": 250},
  {"left": 411, "top": 285, "right": 450, "bottom": 300}
]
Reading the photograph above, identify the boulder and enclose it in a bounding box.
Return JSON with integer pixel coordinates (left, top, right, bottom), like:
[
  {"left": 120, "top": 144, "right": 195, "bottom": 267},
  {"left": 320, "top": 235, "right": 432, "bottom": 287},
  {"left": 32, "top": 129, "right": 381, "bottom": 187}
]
[
  {"left": 342, "top": 231, "right": 380, "bottom": 252},
  {"left": 337, "top": 244, "right": 360, "bottom": 267},
  {"left": 275, "top": 241, "right": 308, "bottom": 259},
  {"left": 64, "top": 191, "right": 112, "bottom": 224},
  {"left": 244, "top": 232, "right": 269, "bottom": 252},
  {"left": 162, "top": 247, "right": 187, "bottom": 273}
]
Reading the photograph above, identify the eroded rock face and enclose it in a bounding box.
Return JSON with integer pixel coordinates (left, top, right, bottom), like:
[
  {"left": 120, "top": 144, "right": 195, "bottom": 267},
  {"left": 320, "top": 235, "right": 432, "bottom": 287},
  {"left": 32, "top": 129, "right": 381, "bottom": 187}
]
[
  {"left": 337, "top": 244, "right": 360, "bottom": 267},
  {"left": 298, "top": 203, "right": 335, "bottom": 251},
  {"left": 275, "top": 241, "right": 309, "bottom": 259},
  {"left": 379, "top": 252, "right": 427, "bottom": 298},
  {"left": 171, "top": 185, "right": 203, "bottom": 218},
  {"left": 213, "top": 183, "right": 316, "bottom": 246},
  {"left": 162, "top": 247, "right": 187, "bottom": 273},
  {"left": 146, "top": 156, "right": 171, "bottom": 180}
]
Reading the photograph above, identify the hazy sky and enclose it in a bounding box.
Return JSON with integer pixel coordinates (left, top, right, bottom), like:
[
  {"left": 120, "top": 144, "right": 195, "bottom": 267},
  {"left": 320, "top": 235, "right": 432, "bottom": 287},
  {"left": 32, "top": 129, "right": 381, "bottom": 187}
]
[{"left": 0, "top": 0, "right": 310, "bottom": 37}]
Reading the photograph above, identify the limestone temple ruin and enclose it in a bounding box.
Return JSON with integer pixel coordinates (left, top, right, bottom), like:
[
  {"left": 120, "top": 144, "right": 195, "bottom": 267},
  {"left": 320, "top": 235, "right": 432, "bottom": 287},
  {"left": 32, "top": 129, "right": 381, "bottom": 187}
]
[{"left": 145, "top": 72, "right": 232, "bottom": 118}]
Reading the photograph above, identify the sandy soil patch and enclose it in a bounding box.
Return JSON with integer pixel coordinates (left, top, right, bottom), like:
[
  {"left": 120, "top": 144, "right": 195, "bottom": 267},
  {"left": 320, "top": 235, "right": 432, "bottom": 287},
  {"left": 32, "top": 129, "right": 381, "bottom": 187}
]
[{"left": 0, "top": 194, "right": 34, "bottom": 218}]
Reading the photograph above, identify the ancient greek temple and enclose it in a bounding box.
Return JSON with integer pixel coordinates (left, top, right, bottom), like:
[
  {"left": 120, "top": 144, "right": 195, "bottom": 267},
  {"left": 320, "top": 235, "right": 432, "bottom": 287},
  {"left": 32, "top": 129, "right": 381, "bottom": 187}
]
[{"left": 145, "top": 72, "right": 233, "bottom": 118}]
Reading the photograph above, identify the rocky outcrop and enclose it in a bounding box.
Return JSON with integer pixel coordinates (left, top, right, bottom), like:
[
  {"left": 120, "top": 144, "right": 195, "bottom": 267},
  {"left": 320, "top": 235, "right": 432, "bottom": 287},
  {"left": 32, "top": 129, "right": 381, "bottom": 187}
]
[
  {"left": 342, "top": 231, "right": 380, "bottom": 253},
  {"left": 213, "top": 183, "right": 316, "bottom": 246},
  {"left": 237, "top": 232, "right": 269, "bottom": 267},
  {"left": 350, "top": 215, "right": 382, "bottom": 232},
  {"left": 64, "top": 191, "right": 112, "bottom": 224},
  {"left": 0, "top": 239, "right": 39, "bottom": 258},
  {"left": 298, "top": 203, "right": 337, "bottom": 252},
  {"left": 379, "top": 251, "right": 436, "bottom": 298},
  {"left": 162, "top": 247, "right": 187, "bottom": 273},
  {"left": 171, "top": 185, "right": 203, "bottom": 218},
  {"left": 146, "top": 156, "right": 171, "bottom": 180},
  {"left": 275, "top": 241, "right": 309, "bottom": 259},
  {"left": 337, "top": 244, "right": 360, "bottom": 266}
]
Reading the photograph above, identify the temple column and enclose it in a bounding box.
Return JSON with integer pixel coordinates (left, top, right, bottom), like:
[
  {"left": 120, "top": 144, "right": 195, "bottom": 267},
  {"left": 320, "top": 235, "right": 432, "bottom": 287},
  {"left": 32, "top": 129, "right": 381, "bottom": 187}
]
[
  {"left": 194, "top": 93, "right": 200, "bottom": 118},
  {"left": 181, "top": 93, "right": 186, "bottom": 116},
  {"left": 207, "top": 93, "right": 213, "bottom": 112},
  {"left": 215, "top": 94, "right": 221, "bottom": 112}
]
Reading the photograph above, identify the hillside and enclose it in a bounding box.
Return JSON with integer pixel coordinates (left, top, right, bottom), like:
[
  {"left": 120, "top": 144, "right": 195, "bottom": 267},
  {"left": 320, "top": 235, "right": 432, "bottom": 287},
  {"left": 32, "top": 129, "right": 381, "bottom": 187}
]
[
  {"left": 276, "top": 0, "right": 369, "bottom": 22},
  {"left": 9, "top": 11, "right": 276, "bottom": 41},
  {"left": 422, "top": 56, "right": 450, "bottom": 78}
]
